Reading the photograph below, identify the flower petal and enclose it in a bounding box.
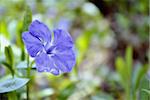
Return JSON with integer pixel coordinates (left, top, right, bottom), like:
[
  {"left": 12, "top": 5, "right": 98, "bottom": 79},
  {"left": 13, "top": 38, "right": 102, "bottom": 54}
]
[
  {"left": 53, "top": 29, "right": 73, "bottom": 48},
  {"left": 29, "top": 20, "right": 51, "bottom": 42},
  {"left": 35, "top": 52, "right": 60, "bottom": 75},
  {"left": 22, "top": 32, "right": 43, "bottom": 57},
  {"left": 53, "top": 47, "right": 76, "bottom": 72},
  {"left": 51, "top": 29, "right": 76, "bottom": 73},
  {"left": 52, "top": 56, "right": 69, "bottom": 73}
]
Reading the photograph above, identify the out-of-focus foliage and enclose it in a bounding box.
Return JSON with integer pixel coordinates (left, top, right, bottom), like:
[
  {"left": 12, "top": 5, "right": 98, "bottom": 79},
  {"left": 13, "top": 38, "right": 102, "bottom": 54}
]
[
  {"left": 0, "top": 0, "right": 149, "bottom": 100},
  {"left": 115, "top": 46, "right": 149, "bottom": 99}
]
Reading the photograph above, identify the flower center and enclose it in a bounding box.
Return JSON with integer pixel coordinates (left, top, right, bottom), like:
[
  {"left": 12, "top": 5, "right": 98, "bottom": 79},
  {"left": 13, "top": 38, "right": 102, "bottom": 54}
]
[{"left": 46, "top": 46, "right": 55, "bottom": 54}]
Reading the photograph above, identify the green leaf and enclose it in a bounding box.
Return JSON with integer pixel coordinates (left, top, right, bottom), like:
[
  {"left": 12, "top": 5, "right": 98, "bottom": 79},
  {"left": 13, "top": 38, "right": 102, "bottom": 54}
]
[
  {"left": 115, "top": 47, "right": 133, "bottom": 100},
  {"left": 132, "top": 64, "right": 148, "bottom": 92},
  {"left": 142, "top": 89, "right": 150, "bottom": 95},
  {"left": 0, "top": 77, "right": 29, "bottom": 93},
  {"left": 139, "top": 75, "right": 150, "bottom": 100},
  {"left": 22, "top": 6, "right": 32, "bottom": 32},
  {"left": 4, "top": 46, "right": 15, "bottom": 77},
  {"left": 115, "top": 57, "right": 126, "bottom": 87},
  {"left": 21, "top": 48, "right": 25, "bottom": 61},
  {"left": 125, "top": 46, "right": 132, "bottom": 79},
  {"left": 16, "top": 21, "right": 24, "bottom": 51},
  {"left": 4, "top": 46, "right": 14, "bottom": 66},
  {"left": 21, "top": 6, "right": 32, "bottom": 61}
]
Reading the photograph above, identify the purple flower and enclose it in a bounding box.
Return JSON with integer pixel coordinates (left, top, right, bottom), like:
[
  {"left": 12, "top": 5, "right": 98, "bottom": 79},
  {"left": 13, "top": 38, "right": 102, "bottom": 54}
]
[{"left": 22, "top": 20, "right": 76, "bottom": 75}]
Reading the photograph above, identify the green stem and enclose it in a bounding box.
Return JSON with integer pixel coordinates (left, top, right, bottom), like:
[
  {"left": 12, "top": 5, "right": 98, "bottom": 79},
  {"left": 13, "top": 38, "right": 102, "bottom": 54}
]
[
  {"left": 27, "top": 84, "right": 29, "bottom": 100},
  {"left": 27, "top": 55, "right": 30, "bottom": 100},
  {"left": 26, "top": 56, "right": 34, "bottom": 100},
  {"left": 27, "top": 55, "right": 30, "bottom": 77}
]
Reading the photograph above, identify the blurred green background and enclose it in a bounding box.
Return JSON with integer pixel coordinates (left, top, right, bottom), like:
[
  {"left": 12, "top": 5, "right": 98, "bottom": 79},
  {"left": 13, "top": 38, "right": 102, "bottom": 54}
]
[{"left": 0, "top": 0, "right": 149, "bottom": 100}]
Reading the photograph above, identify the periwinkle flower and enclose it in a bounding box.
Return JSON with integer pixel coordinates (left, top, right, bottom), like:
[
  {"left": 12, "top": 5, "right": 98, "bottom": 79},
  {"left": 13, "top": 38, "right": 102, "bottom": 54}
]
[{"left": 22, "top": 20, "right": 76, "bottom": 75}]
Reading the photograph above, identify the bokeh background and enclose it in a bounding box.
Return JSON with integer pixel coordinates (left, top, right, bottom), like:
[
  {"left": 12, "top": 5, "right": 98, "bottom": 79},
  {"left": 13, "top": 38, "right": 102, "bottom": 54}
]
[{"left": 0, "top": 0, "right": 149, "bottom": 100}]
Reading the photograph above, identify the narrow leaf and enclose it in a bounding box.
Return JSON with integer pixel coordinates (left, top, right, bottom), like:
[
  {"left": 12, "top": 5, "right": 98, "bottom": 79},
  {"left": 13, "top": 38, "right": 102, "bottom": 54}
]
[
  {"left": 115, "top": 56, "right": 126, "bottom": 87},
  {"left": 4, "top": 46, "right": 15, "bottom": 77},
  {"left": 21, "top": 6, "right": 32, "bottom": 61},
  {"left": 22, "top": 6, "right": 32, "bottom": 32},
  {"left": 4, "top": 46, "right": 14, "bottom": 66},
  {"left": 125, "top": 46, "right": 132, "bottom": 78},
  {"left": 139, "top": 75, "right": 150, "bottom": 100},
  {"left": 142, "top": 89, "right": 150, "bottom": 95},
  {"left": 132, "top": 64, "right": 148, "bottom": 92}
]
